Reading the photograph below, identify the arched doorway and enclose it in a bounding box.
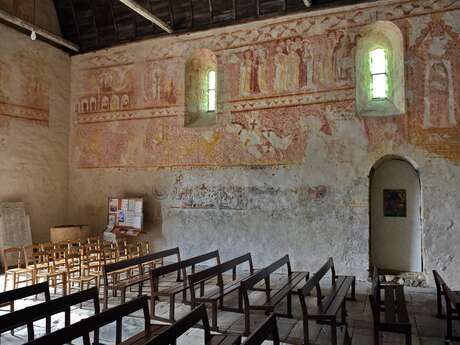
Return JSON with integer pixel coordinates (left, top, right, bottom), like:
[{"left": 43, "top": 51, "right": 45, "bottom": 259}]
[{"left": 369, "top": 156, "right": 422, "bottom": 272}]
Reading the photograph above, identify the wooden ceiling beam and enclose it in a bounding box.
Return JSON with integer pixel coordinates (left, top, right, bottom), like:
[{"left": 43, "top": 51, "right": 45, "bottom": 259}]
[
  {"left": 208, "top": 0, "right": 214, "bottom": 24},
  {"left": 167, "top": 0, "right": 175, "bottom": 29},
  {"left": 118, "top": 0, "right": 173, "bottom": 33},
  {"left": 108, "top": 0, "right": 120, "bottom": 40},
  {"left": 232, "top": 0, "right": 237, "bottom": 23},
  {"left": 0, "top": 7, "right": 79, "bottom": 52},
  {"left": 68, "top": 0, "right": 81, "bottom": 45}
]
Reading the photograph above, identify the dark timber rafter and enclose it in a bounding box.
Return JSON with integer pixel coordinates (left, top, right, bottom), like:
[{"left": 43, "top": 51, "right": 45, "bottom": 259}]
[{"left": 118, "top": 0, "right": 173, "bottom": 33}]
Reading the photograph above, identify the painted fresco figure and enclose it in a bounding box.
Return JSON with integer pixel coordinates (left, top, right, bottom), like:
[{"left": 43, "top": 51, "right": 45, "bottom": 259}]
[
  {"left": 301, "top": 39, "right": 313, "bottom": 88},
  {"left": 333, "top": 31, "right": 352, "bottom": 83},
  {"left": 240, "top": 50, "right": 253, "bottom": 96},
  {"left": 425, "top": 61, "right": 457, "bottom": 128},
  {"left": 151, "top": 65, "right": 161, "bottom": 101},
  {"left": 274, "top": 41, "right": 288, "bottom": 93},
  {"left": 255, "top": 48, "right": 269, "bottom": 94},
  {"left": 286, "top": 40, "right": 301, "bottom": 91},
  {"left": 423, "top": 23, "right": 457, "bottom": 129}
]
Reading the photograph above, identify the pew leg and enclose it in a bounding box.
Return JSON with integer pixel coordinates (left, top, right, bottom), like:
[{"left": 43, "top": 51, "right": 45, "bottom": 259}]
[
  {"left": 104, "top": 286, "right": 109, "bottom": 310},
  {"left": 436, "top": 291, "right": 443, "bottom": 318},
  {"left": 287, "top": 291, "right": 293, "bottom": 318},
  {"left": 405, "top": 331, "right": 412, "bottom": 345},
  {"left": 351, "top": 277, "right": 356, "bottom": 300},
  {"left": 447, "top": 307, "right": 453, "bottom": 340},
  {"left": 238, "top": 289, "right": 243, "bottom": 312},
  {"left": 330, "top": 319, "right": 337, "bottom": 345},
  {"left": 211, "top": 302, "right": 218, "bottom": 332},
  {"left": 373, "top": 325, "right": 380, "bottom": 345},
  {"left": 121, "top": 288, "right": 126, "bottom": 305},
  {"left": 303, "top": 318, "right": 310, "bottom": 345},
  {"left": 170, "top": 294, "right": 176, "bottom": 322},
  {"left": 244, "top": 308, "right": 250, "bottom": 336}
]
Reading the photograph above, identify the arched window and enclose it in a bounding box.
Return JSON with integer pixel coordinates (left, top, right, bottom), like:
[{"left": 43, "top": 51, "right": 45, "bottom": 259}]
[
  {"left": 369, "top": 48, "right": 388, "bottom": 99},
  {"left": 355, "top": 21, "right": 405, "bottom": 117},
  {"left": 185, "top": 49, "right": 217, "bottom": 127},
  {"left": 207, "top": 70, "right": 216, "bottom": 112}
]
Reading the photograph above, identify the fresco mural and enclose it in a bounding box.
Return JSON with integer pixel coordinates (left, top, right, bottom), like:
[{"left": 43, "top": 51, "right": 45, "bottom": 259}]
[
  {"left": 0, "top": 50, "right": 49, "bottom": 125},
  {"left": 71, "top": 0, "right": 460, "bottom": 168},
  {"left": 408, "top": 15, "right": 460, "bottom": 163}
]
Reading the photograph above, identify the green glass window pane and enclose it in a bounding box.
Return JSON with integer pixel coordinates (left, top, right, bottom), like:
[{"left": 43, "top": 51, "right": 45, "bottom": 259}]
[
  {"left": 372, "top": 74, "right": 388, "bottom": 99},
  {"left": 208, "top": 89, "right": 216, "bottom": 112},
  {"left": 370, "top": 49, "right": 387, "bottom": 74},
  {"left": 208, "top": 71, "right": 216, "bottom": 90}
]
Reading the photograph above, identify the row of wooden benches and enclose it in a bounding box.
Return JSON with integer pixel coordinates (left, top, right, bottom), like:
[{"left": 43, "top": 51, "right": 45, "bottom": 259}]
[
  {"left": 369, "top": 268, "right": 460, "bottom": 345},
  {"left": 1, "top": 254, "right": 356, "bottom": 345},
  {"left": 23, "top": 295, "right": 282, "bottom": 345}
]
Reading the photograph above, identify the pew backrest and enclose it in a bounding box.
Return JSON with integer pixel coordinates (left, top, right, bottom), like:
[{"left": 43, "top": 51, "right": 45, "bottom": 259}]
[
  {"left": 150, "top": 250, "right": 220, "bottom": 286},
  {"left": 0, "top": 281, "right": 50, "bottom": 307},
  {"left": 146, "top": 304, "right": 212, "bottom": 345},
  {"left": 242, "top": 314, "right": 280, "bottom": 345},
  {"left": 104, "top": 247, "right": 181, "bottom": 276},
  {"left": 0, "top": 287, "right": 99, "bottom": 342},
  {"left": 24, "top": 295, "right": 151, "bottom": 345},
  {"left": 188, "top": 253, "right": 253, "bottom": 287},
  {"left": 242, "top": 255, "right": 291, "bottom": 290}
]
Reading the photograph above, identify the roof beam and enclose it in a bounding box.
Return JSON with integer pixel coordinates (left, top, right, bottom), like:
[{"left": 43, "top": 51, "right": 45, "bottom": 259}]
[
  {"left": 118, "top": 0, "right": 173, "bottom": 33},
  {"left": 0, "top": 7, "right": 79, "bottom": 52}
]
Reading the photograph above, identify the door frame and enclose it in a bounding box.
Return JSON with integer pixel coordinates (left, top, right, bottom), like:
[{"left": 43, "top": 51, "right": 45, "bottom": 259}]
[{"left": 368, "top": 155, "right": 423, "bottom": 274}]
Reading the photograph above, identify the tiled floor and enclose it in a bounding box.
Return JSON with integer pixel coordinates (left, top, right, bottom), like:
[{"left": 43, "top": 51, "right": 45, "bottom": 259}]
[{"left": 0, "top": 274, "right": 458, "bottom": 345}]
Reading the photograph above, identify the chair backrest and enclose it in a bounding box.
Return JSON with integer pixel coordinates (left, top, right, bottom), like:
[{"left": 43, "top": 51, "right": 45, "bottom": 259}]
[
  {"left": 2, "top": 247, "right": 23, "bottom": 270},
  {"left": 242, "top": 314, "right": 280, "bottom": 345},
  {"left": 146, "top": 304, "right": 212, "bottom": 345},
  {"left": 23, "top": 295, "right": 150, "bottom": 345},
  {"left": 0, "top": 281, "right": 50, "bottom": 307},
  {"left": 65, "top": 250, "right": 83, "bottom": 275},
  {"left": 23, "top": 244, "right": 44, "bottom": 267},
  {"left": 0, "top": 287, "right": 100, "bottom": 341}
]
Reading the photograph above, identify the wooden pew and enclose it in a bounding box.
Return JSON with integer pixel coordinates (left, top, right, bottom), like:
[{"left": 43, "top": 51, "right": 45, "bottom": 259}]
[
  {"left": 150, "top": 250, "right": 220, "bottom": 322},
  {"left": 297, "top": 258, "right": 354, "bottom": 345},
  {"left": 441, "top": 281, "right": 460, "bottom": 342},
  {"left": 145, "top": 304, "right": 241, "bottom": 345},
  {"left": 0, "top": 281, "right": 50, "bottom": 313},
  {"left": 188, "top": 253, "right": 255, "bottom": 331},
  {"left": 369, "top": 267, "right": 411, "bottom": 345},
  {"left": 240, "top": 255, "right": 308, "bottom": 335},
  {"left": 24, "top": 295, "right": 168, "bottom": 345},
  {"left": 103, "top": 247, "right": 181, "bottom": 310},
  {"left": 0, "top": 287, "right": 100, "bottom": 342},
  {"left": 433, "top": 270, "right": 459, "bottom": 319},
  {"left": 242, "top": 314, "right": 280, "bottom": 345}
]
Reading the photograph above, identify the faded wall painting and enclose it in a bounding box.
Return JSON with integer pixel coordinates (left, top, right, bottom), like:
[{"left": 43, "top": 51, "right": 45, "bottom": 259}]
[
  {"left": 408, "top": 16, "right": 460, "bottom": 163},
  {"left": 72, "top": 1, "right": 460, "bottom": 169},
  {"left": 0, "top": 51, "right": 49, "bottom": 125}
]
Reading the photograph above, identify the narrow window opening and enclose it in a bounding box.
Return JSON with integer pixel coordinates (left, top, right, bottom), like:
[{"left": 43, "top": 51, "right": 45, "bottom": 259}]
[
  {"left": 369, "top": 48, "right": 388, "bottom": 99},
  {"left": 207, "top": 70, "right": 216, "bottom": 112}
]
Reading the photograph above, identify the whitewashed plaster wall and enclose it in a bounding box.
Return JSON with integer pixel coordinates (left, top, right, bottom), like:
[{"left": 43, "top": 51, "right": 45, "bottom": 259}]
[
  {"left": 0, "top": 23, "right": 70, "bottom": 242},
  {"left": 68, "top": 0, "right": 460, "bottom": 287}
]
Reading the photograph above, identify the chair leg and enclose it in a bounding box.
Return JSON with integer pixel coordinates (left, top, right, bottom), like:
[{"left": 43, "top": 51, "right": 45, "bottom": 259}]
[
  {"left": 373, "top": 325, "right": 380, "bottom": 345},
  {"left": 212, "top": 302, "right": 218, "bottom": 331}
]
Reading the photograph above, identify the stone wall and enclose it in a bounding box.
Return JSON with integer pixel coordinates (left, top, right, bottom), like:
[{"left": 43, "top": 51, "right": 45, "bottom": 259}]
[
  {"left": 69, "top": 0, "right": 460, "bottom": 287},
  {"left": 0, "top": 23, "right": 70, "bottom": 242}
]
